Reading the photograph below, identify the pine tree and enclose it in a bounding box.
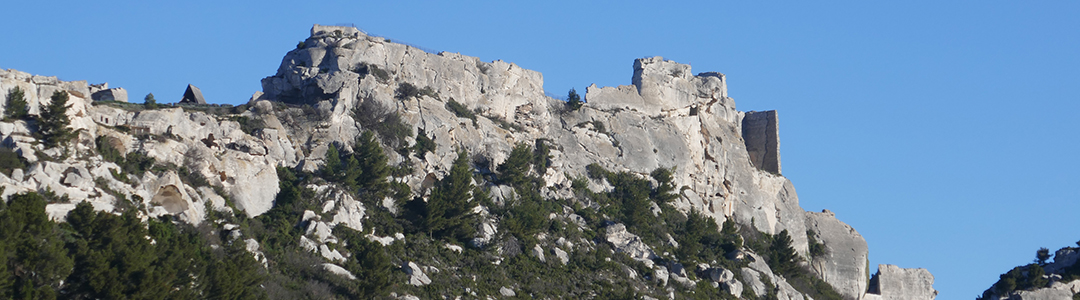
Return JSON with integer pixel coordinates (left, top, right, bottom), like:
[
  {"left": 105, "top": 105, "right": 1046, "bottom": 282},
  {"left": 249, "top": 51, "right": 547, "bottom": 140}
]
[
  {"left": 38, "top": 91, "right": 73, "bottom": 148},
  {"left": 334, "top": 226, "right": 392, "bottom": 298},
  {"left": 1036, "top": 247, "right": 1051, "bottom": 265},
  {"left": 566, "top": 88, "right": 583, "bottom": 111},
  {"left": 353, "top": 131, "right": 389, "bottom": 200},
  {"left": 768, "top": 229, "right": 800, "bottom": 276},
  {"left": 2, "top": 192, "right": 73, "bottom": 299},
  {"left": 323, "top": 143, "right": 342, "bottom": 181},
  {"left": 497, "top": 143, "right": 533, "bottom": 188},
  {"left": 425, "top": 150, "right": 478, "bottom": 242},
  {"left": 144, "top": 93, "right": 159, "bottom": 109},
  {"left": 343, "top": 155, "right": 361, "bottom": 191},
  {"left": 5, "top": 86, "right": 28, "bottom": 120},
  {"left": 207, "top": 243, "right": 267, "bottom": 300},
  {"left": 650, "top": 167, "right": 678, "bottom": 204}
]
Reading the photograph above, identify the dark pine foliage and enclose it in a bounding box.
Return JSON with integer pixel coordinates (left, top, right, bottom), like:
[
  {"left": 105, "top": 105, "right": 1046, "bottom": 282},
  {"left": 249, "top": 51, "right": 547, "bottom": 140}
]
[
  {"left": 38, "top": 91, "right": 74, "bottom": 148},
  {"left": 5, "top": 86, "right": 28, "bottom": 120}
]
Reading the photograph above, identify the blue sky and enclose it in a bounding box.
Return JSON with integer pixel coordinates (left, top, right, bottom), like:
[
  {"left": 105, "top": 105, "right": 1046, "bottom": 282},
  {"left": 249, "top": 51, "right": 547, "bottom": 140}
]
[{"left": 2, "top": 1, "right": 1078, "bottom": 298}]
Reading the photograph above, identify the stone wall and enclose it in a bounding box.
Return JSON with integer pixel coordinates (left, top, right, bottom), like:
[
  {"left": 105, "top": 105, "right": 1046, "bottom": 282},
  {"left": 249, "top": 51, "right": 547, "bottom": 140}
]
[{"left": 742, "top": 110, "right": 780, "bottom": 174}]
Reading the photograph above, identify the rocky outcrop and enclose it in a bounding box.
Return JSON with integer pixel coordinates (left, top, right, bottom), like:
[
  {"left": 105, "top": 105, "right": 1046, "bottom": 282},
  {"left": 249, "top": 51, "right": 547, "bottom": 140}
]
[
  {"left": 865, "top": 264, "right": 937, "bottom": 300},
  {"left": 604, "top": 223, "right": 656, "bottom": 266},
  {"left": 0, "top": 24, "right": 938, "bottom": 299},
  {"left": 91, "top": 87, "right": 128, "bottom": 102},
  {"left": 806, "top": 209, "right": 870, "bottom": 299},
  {"left": 980, "top": 246, "right": 1080, "bottom": 300}
]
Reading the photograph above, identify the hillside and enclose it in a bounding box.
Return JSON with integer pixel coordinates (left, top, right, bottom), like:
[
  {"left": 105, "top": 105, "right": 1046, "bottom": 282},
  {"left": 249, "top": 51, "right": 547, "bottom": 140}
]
[{"left": 0, "top": 24, "right": 937, "bottom": 300}]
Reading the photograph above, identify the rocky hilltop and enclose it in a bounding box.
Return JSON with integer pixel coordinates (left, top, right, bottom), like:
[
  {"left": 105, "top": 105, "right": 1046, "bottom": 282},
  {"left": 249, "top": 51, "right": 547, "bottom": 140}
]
[{"left": 0, "top": 24, "right": 937, "bottom": 299}]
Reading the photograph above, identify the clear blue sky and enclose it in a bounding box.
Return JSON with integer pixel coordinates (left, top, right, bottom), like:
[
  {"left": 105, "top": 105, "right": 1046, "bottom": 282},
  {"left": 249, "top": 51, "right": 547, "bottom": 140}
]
[{"left": 2, "top": 1, "right": 1078, "bottom": 298}]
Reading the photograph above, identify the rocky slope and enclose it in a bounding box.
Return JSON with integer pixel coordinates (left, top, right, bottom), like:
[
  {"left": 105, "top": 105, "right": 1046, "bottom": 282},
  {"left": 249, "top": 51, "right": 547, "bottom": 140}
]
[
  {"left": 978, "top": 245, "right": 1080, "bottom": 300},
  {"left": 0, "top": 24, "right": 938, "bottom": 299}
]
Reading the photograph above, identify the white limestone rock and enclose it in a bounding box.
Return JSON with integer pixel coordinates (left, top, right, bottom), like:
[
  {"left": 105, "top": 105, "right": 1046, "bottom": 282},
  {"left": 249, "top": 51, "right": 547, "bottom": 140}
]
[
  {"left": 402, "top": 261, "right": 431, "bottom": 286},
  {"left": 499, "top": 287, "right": 516, "bottom": 297},
  {"left": 92, "top": 87, "right": 128, "bottom": 102},
  {"left": 867, "top": 264, "right": 937, "bottom": 300},
  {"left": 553, "top": 247, "right": 569, "bottom": 265},
  {"left": 322, "top": 263, "right": 357, "bottom": 280},
  {"left": 806, "top": 209, "right": 870, "bottom": 299},
  {"left": 531, "top": 244, "right": 546, "bottom": 262},
  {"left": 604, "top": 223, "right": 656, "bottom": 265}
]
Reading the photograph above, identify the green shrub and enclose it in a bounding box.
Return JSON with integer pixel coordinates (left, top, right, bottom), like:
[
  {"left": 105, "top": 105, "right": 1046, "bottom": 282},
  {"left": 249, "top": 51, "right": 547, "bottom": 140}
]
[
  {"left": 585, "top": 163, "right": 609, "bottom": 180},
  {"left": 395, "top": 83, "right": 421, "bottom": 100},
  {"left": 497, "top": 143, "right": 533, "bottom": 187},
  {"left": 533, "top": 139, "right": 552, "bottom": 174},
  {"left": 0, "top": 147, "right": 25, "bottom": 177},
  {"left": 230, "top": 115, "right": 264, "bottom": 136},
  {"left": 650, "top": 167, "right": 677, "bottom": 204},
  {"left": 808, "top": 229, "right": 826, "bottom": 258},
  {"left": 353, "top": 98, "right": 413, "bottom": 150},
  {"left": 413, "top": 128, "right": 436, "bottom": 157},
  {"left": 95, "top": 135, "right": 124, "bottom": 163},
  {"left": 488, "top": 115, "right": 523, "bottom": 132},
  {"left": 354, "top": 63, "right": 391, "bottom": 82},
  {"left": 445, "top": 98, "right": 476, "bottom": 121}
]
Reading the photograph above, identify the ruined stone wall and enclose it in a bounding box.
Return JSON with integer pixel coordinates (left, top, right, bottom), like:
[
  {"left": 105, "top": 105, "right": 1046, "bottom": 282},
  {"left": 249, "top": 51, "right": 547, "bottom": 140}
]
[{"left": 742, "top": 110, "right": 780, "bottom": 174}]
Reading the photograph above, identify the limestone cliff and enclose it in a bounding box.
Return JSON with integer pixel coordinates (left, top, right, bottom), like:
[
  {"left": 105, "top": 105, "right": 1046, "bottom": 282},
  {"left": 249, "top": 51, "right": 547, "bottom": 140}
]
[{"left": 0, "top": 24, "right": 937, "bottom": 299}]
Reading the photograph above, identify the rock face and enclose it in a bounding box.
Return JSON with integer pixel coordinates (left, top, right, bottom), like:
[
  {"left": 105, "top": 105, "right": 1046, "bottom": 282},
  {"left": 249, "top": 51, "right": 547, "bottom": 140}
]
[
  {"left": 806, "top": 209, "right": 870, "bottom": 300},
  {"left": 980, "top": 246, "right": 1080, "bottom": 300},
  {"left": 0, "top": 24, "right": 938, "bottom": 300},
  {"left": 865, "top": 264, "right": 937, "bottom": 300},
  {"left": 92, "top": 87, "right": 128, "bottom": 102}
]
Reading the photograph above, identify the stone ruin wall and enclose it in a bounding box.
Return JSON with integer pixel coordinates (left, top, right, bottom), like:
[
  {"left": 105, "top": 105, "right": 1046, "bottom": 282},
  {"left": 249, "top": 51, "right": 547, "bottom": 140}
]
[{"left": 742, "top": 110, "right": 780, "bottom": 174}]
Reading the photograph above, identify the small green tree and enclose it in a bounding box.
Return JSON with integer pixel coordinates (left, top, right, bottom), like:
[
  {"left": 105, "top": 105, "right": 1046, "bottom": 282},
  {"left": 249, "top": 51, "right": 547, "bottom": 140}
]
[
  {"left": 650, "top": 167, "right": 677, "bottom": 204},
  {"left": 1, "top": 192, "right": 74, "bottom": 299},
  {"left": 768, "top": 229, "right": 801, "bottom": 276},
  {"left": 424, "top": 151, "right": 478, "bottom": 243},
  {"left": 1036, "top": 247, "right": 1051, "bottom": 265},
  {"left": 352, "top": 131, "right": 390, "bottom": 200},
  {"left": 323, "top": 143, "right": 342, "bottom": 181},
  {"left": 143, "top": 93, "right": 158, "bottom": 109},
  {"left": 5, "top": 86, "right": 28, "bottom": 120},
  {"left": 497, "top": 143, "right": 533, "bottom": 188},
  {"left": 334, "top": 226, "right": 393, "bottom": 298},
  {"left": 566, "top": 88, "right": 583, "bottom": 111},
  {"left": 38, "top": 91, "right": 74, "bottom": 148}
]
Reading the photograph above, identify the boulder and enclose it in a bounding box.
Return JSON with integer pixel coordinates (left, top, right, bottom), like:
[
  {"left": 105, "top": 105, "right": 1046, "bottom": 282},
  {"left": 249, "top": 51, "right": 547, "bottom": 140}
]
[
  {"left": 91, "top": 87, "right": 128, "bottom": 102},
  {"left": 604, "top": 223, "right": 656, "bottom": 266},
  {"left": 402, "top": 261, "right": 431, "bottom": 286},
  {"left": 1044, "top": 247, "right": 1080, "bottom": 274},
  {"left": 866, "top": 264, "right": 937, "bottom": 300},
  {"left": 553, "top": 247, "right": 569, "bottom": 265},
  {"left": 499, "top": 287, "right": 516, "bottom": 297},
  {"left": 322, "top": 263, "right": 357, "bottom": 280},
  {"left": 531, "top": 244, "right": 546, "bottom": 262}
]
